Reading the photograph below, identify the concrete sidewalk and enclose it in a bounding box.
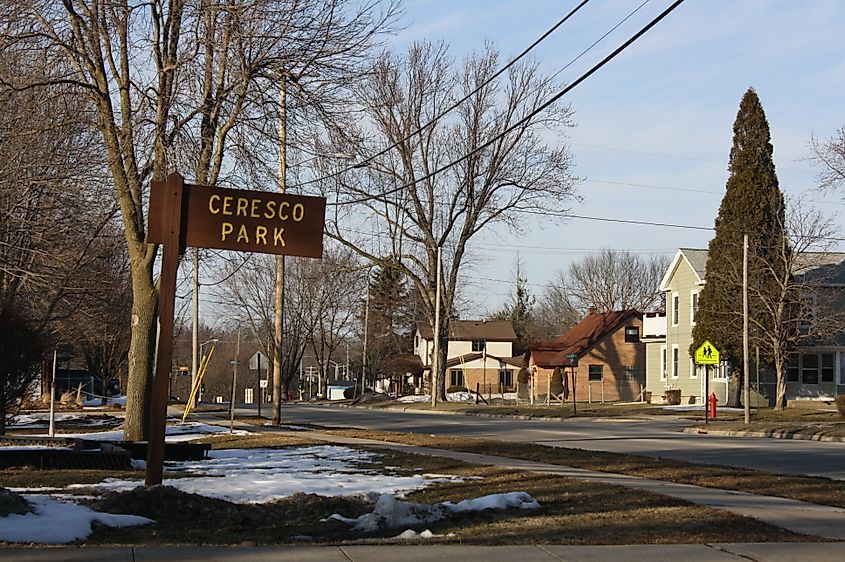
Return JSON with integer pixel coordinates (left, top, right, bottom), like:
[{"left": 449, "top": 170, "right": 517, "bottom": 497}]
[
  {"left": 288, "top": 427, "right": 845, "bottom": 541},
  {"left": 3, "top": 543, "right": 845, "bottom": 561}
]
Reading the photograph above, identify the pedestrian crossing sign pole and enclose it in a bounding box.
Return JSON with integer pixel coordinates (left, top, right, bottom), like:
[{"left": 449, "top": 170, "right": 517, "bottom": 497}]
[{"left": 694, "top": 341, "right": 720, "bottom": 424}]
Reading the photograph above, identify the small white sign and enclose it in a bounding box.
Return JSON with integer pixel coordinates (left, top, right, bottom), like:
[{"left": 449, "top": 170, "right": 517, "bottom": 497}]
[{"left": 259, "top": 379, "right": 269, "bottom": 389}]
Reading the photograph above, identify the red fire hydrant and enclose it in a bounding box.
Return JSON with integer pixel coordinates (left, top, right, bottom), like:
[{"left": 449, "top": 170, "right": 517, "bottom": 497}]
[{"left": 708, "top": 392, "right": 718, "bottom": 419}]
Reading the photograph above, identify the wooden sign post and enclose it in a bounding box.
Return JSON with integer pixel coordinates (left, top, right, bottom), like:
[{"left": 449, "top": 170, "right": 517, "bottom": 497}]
[{"left": 145, "top": 173, "right": 325, "bottom": 486}]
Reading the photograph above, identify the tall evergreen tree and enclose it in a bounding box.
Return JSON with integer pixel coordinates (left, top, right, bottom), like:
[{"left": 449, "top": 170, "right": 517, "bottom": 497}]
[{"left": 692, "top": 88, "right": 788, "bottom": 407}]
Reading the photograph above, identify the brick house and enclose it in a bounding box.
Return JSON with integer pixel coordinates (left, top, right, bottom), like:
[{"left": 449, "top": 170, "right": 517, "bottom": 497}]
[
  {"left": 413, "top": 320, "right": 522, "bottom": 395},
  {"left": 526, "top": 310, "right": 645, "bottom": 402}
]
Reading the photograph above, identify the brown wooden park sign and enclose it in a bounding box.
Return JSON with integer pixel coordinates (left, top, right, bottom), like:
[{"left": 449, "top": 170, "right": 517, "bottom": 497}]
[{"left": 144, "top": 173, "right": 325, "bottom": 485}]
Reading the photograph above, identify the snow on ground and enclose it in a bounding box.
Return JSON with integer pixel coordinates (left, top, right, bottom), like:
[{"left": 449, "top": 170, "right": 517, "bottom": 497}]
[
  {"left": 328, "top": 491, "right": 540, "bottom": 532},
  {"left": 63, "top": 421, "right": 251, "bottom": 442},
  {"left": 397, "top": 392, "right": 478, "bottom": 404},
  {"left": 0, "top": 495, "right": 151, "bottom": 544},
  {"left": 83, "top": 395, "right": 127, "bottom": 407},
  {"left": 76, "top": 445, "right": 459, "bottom": 504},
  {"left": 662, "top": 404, "right": 749, "bottom": 412}
]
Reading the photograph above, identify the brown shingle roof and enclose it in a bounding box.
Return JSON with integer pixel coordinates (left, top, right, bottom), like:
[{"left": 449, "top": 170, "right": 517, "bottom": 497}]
[
  {"left": 416, "top": 320, "right": 517, "bottom": 342},
  {"left": 528, "top": 310, "right": 641, "bottom": 367}
]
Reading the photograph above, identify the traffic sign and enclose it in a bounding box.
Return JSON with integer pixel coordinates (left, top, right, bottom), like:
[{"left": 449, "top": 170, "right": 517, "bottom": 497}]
[
  {"left": 694, "top": 340, "right": 720, "bottom": 365},
  {"left": 249, "top": 351, "right": 269, "bottom": 371},
  {"left": 259, "top": 379, "right": 269, "bottom": 389}
]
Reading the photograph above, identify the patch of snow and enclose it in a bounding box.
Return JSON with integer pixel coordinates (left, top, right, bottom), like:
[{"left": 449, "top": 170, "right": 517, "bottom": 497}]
[
  {"left": 0, "top": 494, "right": 151, "bottom": 544},
  {"left": 83, "top": 395, "right": 127, "bottom": 407},
  {"left": 80, "top": 446, "right": 447, "bottom": 504},
  {"left": 328, "top": 491, "right": 539, "bottom": 532},
  {"left": 64, "top": 421, "right": 250, "bottom": 442},
  {"left": 0, "top": 445, "right": 73, "bottom": 451},
  {"left": 396, "top": 392, "right": 478, "bottom": 404},
  {"left": 394, "top": 529, "right": 451, "bottom": 539},
  {"left": 662, "top": 405, "right": 749, "bottom": 412}
]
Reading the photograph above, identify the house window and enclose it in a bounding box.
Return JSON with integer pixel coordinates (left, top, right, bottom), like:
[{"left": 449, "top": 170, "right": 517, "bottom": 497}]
[
  {"left": 672, "top": 345, "right": 679, "bottom": 379},
  {"left": 415, "top": 335, "right": 420, "bottom": 349},
  {"left": 786, "top": 356, "right": 799, "bottom": 382},
  {"left": 821, "top": 353, "right": 835, "bottom": 383},
  {"left": 472, "top": 340, "right": 486, "bottom": 352},
  {"left": 624, "top": 326, "right": 639, "bottom": 343},
  {"left": 449, "top": 369, "right": 464, "bottom": 387},
  {"left": 624, "top": 366, "right": 638, "bottom": 381},
  {"left": 660, "top": 345, "right": 667, "bottom": 381},
  {"left": 690, "top": 291, "right": 699, "bottom": 324},
  {"left": 588, "top": 365, "right": 603, "bottom": 381},
  {"left": 689, "top": 359, "right": 697, "bottom": 379},
  {"left": 802, "top": 353, "right": 819, "bottom": 385},
  {"left": 672, "top": 293, "right": 679, "bottom": 326},
  {"left": 499, "top": 369, "right": 513, "bottom": 388},
  {"left": 798, "top": 293, "right": 817, "bottom": 333}
]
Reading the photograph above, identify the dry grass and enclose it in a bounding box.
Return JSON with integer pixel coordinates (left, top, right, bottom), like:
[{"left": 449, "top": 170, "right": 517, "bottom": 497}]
[
  {"left": 324, "top": 429, "right": 845, "bottom": 509},
  {"left": 81, "top": 446, "right": 811, "bottom": 546}
]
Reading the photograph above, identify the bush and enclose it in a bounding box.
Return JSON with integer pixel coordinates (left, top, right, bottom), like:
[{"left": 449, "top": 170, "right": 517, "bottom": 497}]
[
  {"left": 835, "top": 396, "right": 845, "bottom": 420},
  {"left": 343, "top": 387, "right": 355, "bottom": 399},
  {"left": 446, "top": 385, "right": 467, "bottom": 394}
]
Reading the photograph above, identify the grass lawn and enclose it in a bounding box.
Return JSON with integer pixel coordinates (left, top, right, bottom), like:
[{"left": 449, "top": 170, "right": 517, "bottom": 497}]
[{"left": 321, "top": 428, "right": 845, "bottom": 510}]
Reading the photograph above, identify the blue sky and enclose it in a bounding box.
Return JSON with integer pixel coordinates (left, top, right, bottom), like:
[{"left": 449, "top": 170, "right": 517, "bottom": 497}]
[{"left": 390, "top": 0, "right": 845, "bottom": 313}]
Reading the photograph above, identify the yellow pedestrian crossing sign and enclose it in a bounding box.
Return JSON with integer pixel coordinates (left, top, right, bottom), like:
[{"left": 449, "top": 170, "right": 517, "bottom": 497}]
[{"left": 694, "top": 340, "right": 720, "bottom": 365}]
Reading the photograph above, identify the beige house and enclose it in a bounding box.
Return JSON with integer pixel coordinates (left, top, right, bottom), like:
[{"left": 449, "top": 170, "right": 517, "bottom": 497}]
[
  {"left": 413, "top": 320, "right": 521, "bottom": 394},
  {"left": 646, "top": 248, "right": 845, "bottom": 404}
]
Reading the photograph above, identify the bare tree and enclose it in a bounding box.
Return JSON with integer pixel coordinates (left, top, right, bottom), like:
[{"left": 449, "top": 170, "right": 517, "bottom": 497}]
[
  {"left": 302, "top": 250, "right": 364, "bottom": 396},
  {"left": 0, "top": 44, "right": 113, "bottom": 427},
  {"left": 745, "top": 199, "right": 845, "bottom": 410},
  {"left": 810, "top": 127, "right": 845, "bottom": 192},
  {"left": 566, "top": 249, "right": 669, "bottom": 314},
  {"left": 529, "top": 271, "right": 581, "bottom": 342},
  {"left": 324, "top": 42, "right": 578, "bottom": 398},
  {"left": 2, "top": 0, "right": 397, "bottom": 438}
]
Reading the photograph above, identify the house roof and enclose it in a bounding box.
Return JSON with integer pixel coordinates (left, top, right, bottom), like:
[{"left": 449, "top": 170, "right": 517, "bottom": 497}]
[
  {"left": 659, "top": 248, "right": 707, "bottom": 291},
  {"left": 528, "top": 310, "right": 641, "bottom": 368},
  {"left": 660, "top": 248, "right": 845, "bottom": 287},
  {"left": 443, "top": 353, "right": 526, "bottom": 369},
  {"left": 416, "top": 320, "right": 517, "bottom": 342}
]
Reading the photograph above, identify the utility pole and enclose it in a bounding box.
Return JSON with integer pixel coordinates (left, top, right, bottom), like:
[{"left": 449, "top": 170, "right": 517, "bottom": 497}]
[
  {"left": 191, "top": 248, "right": 199, "bottom": 409},
  {"left": 272, "top": 79, "right": 286, "bottom": 425},
  {"left": 230, "top": 326, "right": 241, "bottom": 432},
  {"left": 743, "top": 234, "right": 750, "bottom": 425},
  {"left": 362, "top": 269, "right": 370, "bottom": 397},
  {"left": 431, "top": 246, "right": 442, "bottom": 408}
]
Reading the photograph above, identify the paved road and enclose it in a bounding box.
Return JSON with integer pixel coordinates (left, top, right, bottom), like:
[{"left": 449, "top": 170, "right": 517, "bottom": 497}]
[{"left": 238, "top": 404, "right": 845, "bottom": 480}]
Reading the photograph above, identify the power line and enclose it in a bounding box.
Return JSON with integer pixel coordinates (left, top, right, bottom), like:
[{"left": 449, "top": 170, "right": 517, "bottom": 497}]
[
  {"left": 296, "top": 0, "right": 593, "bottom": 189},
  {"left": 330, "top": 0, "right": 688, "bottom": 206}
]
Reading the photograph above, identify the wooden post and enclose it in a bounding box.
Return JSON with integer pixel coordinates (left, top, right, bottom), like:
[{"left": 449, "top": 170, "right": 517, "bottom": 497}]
[
  {"left": 571, "top": 366, "right": 577, "bottom": 416},
  {"left": 145, "top": 173, "right": 186, "bottom": 486}
]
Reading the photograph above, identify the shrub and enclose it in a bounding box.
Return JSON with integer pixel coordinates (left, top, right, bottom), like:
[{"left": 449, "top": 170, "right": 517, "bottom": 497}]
[
  {"left": 343, "top": 387, "right": 355, "bottom": 399},
  {"left": 446, "top": 385, "right": 467, "bottom": 394},
  {"left": 835, "top": 396, "right": 845, "bottom": 420}
]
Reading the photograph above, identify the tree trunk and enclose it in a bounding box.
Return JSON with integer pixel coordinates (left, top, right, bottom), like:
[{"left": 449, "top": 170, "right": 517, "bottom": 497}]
[
  {"left": 726, "top": 365, "right": 742, "bottom": 408},
  {"left": 436, "top": 335, "right": 448, "bottom": 400},
  {"left": 773, "top": 361, "right": 788, "bottom": 411},
  {"left": 123, "top": 264, "right": 158, "bottom": 441}
]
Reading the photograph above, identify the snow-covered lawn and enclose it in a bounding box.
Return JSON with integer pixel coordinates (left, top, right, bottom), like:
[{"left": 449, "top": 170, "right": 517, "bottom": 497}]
[
  {"left": 62, "top": 420, "right": 251, "bottom": 442},
  {"left": 78, "top": 445, "right": 457, "bottom": 504},
  {"left": 0, "top": 495, "right": 151, "bottom": 544},
  {"left": 1, "top": 426, "right": 540, "bottom": 545}
]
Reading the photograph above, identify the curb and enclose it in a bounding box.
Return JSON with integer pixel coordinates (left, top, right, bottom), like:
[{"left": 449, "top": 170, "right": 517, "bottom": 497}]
[
  {"left": 332, "top": 403, "right": 656, "bottom": 423},
  {"left": 682, "top": 426, "right": 845, "bottom": 443}
]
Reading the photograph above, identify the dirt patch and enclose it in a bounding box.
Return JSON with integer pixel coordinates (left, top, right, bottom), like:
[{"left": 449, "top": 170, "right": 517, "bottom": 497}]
[{"left": 0, "top": 487, "right": 30, "bottom": 517}]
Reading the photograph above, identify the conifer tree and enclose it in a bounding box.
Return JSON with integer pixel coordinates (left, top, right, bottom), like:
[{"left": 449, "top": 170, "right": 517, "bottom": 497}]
[{"left": 692, "top": 88, "right": 788, "bottom": 407}]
